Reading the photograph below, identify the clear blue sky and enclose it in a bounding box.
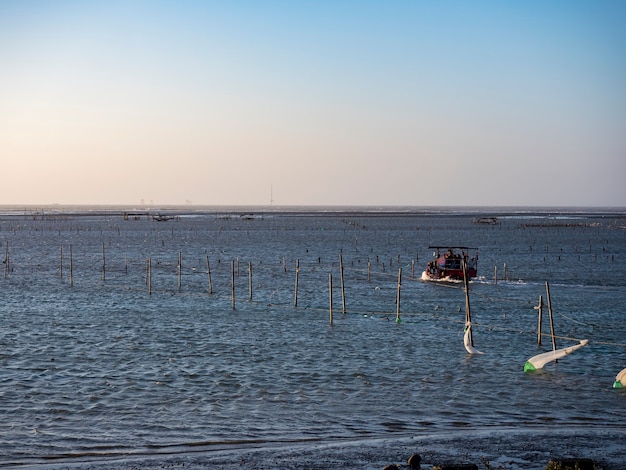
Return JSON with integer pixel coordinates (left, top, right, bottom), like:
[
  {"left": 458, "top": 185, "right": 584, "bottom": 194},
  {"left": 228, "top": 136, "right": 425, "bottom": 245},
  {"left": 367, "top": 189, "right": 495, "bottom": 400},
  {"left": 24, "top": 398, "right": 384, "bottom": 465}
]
[{"left": 1, "top": 0, "right": 624, "bottom": 206}]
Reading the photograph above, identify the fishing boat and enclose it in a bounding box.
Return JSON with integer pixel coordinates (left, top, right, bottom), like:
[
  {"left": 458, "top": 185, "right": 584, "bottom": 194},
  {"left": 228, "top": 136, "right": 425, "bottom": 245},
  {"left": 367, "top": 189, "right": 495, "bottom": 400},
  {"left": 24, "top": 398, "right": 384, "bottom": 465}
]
[
  {"left": 423, "top": 246, "right": 478, "bottom": 281},
  {"left": 152, "top": 214, "right": 176, "bottom": 222}
]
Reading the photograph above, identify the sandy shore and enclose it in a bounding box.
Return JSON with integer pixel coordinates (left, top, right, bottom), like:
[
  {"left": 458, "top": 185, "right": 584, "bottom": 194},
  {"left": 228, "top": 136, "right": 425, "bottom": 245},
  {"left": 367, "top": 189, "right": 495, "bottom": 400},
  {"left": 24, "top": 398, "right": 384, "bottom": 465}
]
[{"left": 12, "top": 426, "right": 625, "bottom": 470}]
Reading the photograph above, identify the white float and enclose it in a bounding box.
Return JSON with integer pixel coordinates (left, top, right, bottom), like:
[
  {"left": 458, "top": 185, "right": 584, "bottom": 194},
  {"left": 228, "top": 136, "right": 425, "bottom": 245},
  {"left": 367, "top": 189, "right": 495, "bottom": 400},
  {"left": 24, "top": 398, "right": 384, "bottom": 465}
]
[
  {"left": 613, "top": 367, "right": 626, "bottom": 389},
  {"left": 523, "top": 339, "right": 588, "bottom": 372},
  {"left": 463, "top": 322, "right": 484, "bottom": 355}
]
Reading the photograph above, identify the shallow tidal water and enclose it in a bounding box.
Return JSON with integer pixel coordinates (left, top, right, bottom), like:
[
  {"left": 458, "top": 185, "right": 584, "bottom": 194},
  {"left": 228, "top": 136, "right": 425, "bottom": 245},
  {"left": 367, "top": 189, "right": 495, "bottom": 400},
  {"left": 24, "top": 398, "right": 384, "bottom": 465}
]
[{"left": 0, "top": 206, "right": 624, "bottom": 468}]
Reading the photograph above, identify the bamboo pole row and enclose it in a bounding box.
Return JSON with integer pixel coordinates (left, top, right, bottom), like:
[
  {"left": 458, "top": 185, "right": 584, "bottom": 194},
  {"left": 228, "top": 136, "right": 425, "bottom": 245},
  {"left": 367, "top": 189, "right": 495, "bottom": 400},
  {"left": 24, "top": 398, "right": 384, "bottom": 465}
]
[
  {"left": 2, "top": 243, "right": 546, "bottom": 335},
  {"left": 2, "top": 240, "right": 578, "bottom": 352},
  {"left": 1, "top": 245, "right": 442, "bottom": 323},
  {"left": 7, "top": 235, "right": 616, "bottom": 295},
  {"left": 38, "top": 247, "right": 398, "bottom": 300}
]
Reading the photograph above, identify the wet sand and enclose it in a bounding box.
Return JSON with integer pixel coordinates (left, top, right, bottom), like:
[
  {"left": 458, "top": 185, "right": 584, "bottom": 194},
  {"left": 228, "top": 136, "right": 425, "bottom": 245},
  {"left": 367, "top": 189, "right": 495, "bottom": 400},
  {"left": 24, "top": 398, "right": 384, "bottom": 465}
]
[{"left": 16, "top": 427, "right": 625, "bottom": 469}]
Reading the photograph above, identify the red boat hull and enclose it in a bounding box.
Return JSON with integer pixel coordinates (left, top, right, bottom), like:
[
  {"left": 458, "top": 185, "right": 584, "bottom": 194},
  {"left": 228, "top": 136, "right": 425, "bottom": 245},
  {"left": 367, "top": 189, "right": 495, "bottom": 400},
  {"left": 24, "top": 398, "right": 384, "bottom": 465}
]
[{"left": 423, "top": 268, "right": 477, "bottom": 281}]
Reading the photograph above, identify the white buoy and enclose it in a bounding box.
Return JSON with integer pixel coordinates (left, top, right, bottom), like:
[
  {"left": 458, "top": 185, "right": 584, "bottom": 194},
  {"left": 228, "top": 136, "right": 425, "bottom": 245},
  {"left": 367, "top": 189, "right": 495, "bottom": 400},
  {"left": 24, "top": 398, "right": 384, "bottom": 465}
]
[
  {"left": 524, "top": 339, "right": 588, "bottom": 372},
  {"left": 463, "top": 323, "right": 484, "bottom": 355},
  {"left": 613, "top": 367, "right": 626, "bottom": 389}
]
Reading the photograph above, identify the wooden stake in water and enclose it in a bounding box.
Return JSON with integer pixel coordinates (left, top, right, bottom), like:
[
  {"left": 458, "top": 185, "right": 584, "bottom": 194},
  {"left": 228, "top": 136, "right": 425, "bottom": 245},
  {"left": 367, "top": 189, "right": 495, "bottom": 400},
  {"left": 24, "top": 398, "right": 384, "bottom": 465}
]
[
  {"left": 178, "top": 252, "right": 182, "bottom": 292},
  {"left": 339, "top": 253, "right": 346, "bottom": 314},
  {"left": 463, "top": 260, "right": 473, "bottom": 346},
  {"left": 248, "top": 261, "right": 253, "bottom": 301},
  {"left": 294, "top": 258, "right": 299, "bottom": 307},
  {"left": 231, "top": 260, "right": 235, "bottom": 310},
  {"left": 69, "top": 244, "right": 73, "bottom": 287},
  {"left": 3, "top": 242, "right": 8, "bottom": 279},
  {"left": 101, "top": 242, "right": 105, "bottom": 282},
  {"left": 395, "top": 267, "right": 402, "bottom": 322},
  {"left": 147, "top": 258, "right": 152, "bottom": 295},
  {"left": 206, "top": 256, "right": 213, "bottom": 295},
  {"left": 329, "top": 273, "right": 333, "bottom": 325},
  {"left": 494, "top": 266, "right": 497, "bottom": 285},
  {"left": 60, "top": 245, "right": 63, "bottom": 279},
  {"left": 367, "top": 260, "right": 371, "bottom": 282},
  {"left": 546, "top": 281, "right": 557, "bottom": 352},
  {"left": 535, "top": 295, "right": 544, "bottom": 346}
]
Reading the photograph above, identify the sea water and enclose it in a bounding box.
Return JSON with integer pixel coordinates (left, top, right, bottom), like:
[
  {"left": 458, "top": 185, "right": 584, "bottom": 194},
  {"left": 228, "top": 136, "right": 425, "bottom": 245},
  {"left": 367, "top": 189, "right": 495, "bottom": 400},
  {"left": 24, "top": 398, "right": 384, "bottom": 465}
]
[{"left": 0, "top": 207, "right": 624, "bottom": 467}]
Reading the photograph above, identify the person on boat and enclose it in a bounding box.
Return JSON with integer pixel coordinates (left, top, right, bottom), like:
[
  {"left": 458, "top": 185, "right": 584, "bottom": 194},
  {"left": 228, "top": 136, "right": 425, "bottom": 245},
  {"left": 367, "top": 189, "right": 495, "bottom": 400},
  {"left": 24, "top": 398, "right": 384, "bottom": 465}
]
[{"left": 427, "top": 261, "right": 436, "bottom": 275}]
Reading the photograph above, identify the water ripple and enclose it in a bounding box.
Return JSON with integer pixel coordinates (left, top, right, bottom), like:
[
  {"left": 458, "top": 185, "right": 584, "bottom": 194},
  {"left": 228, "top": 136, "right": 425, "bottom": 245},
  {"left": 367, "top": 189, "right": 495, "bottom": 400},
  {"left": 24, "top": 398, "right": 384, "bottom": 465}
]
[{"left": 0, "top": 211, "right": 625, "bottom": 463}]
